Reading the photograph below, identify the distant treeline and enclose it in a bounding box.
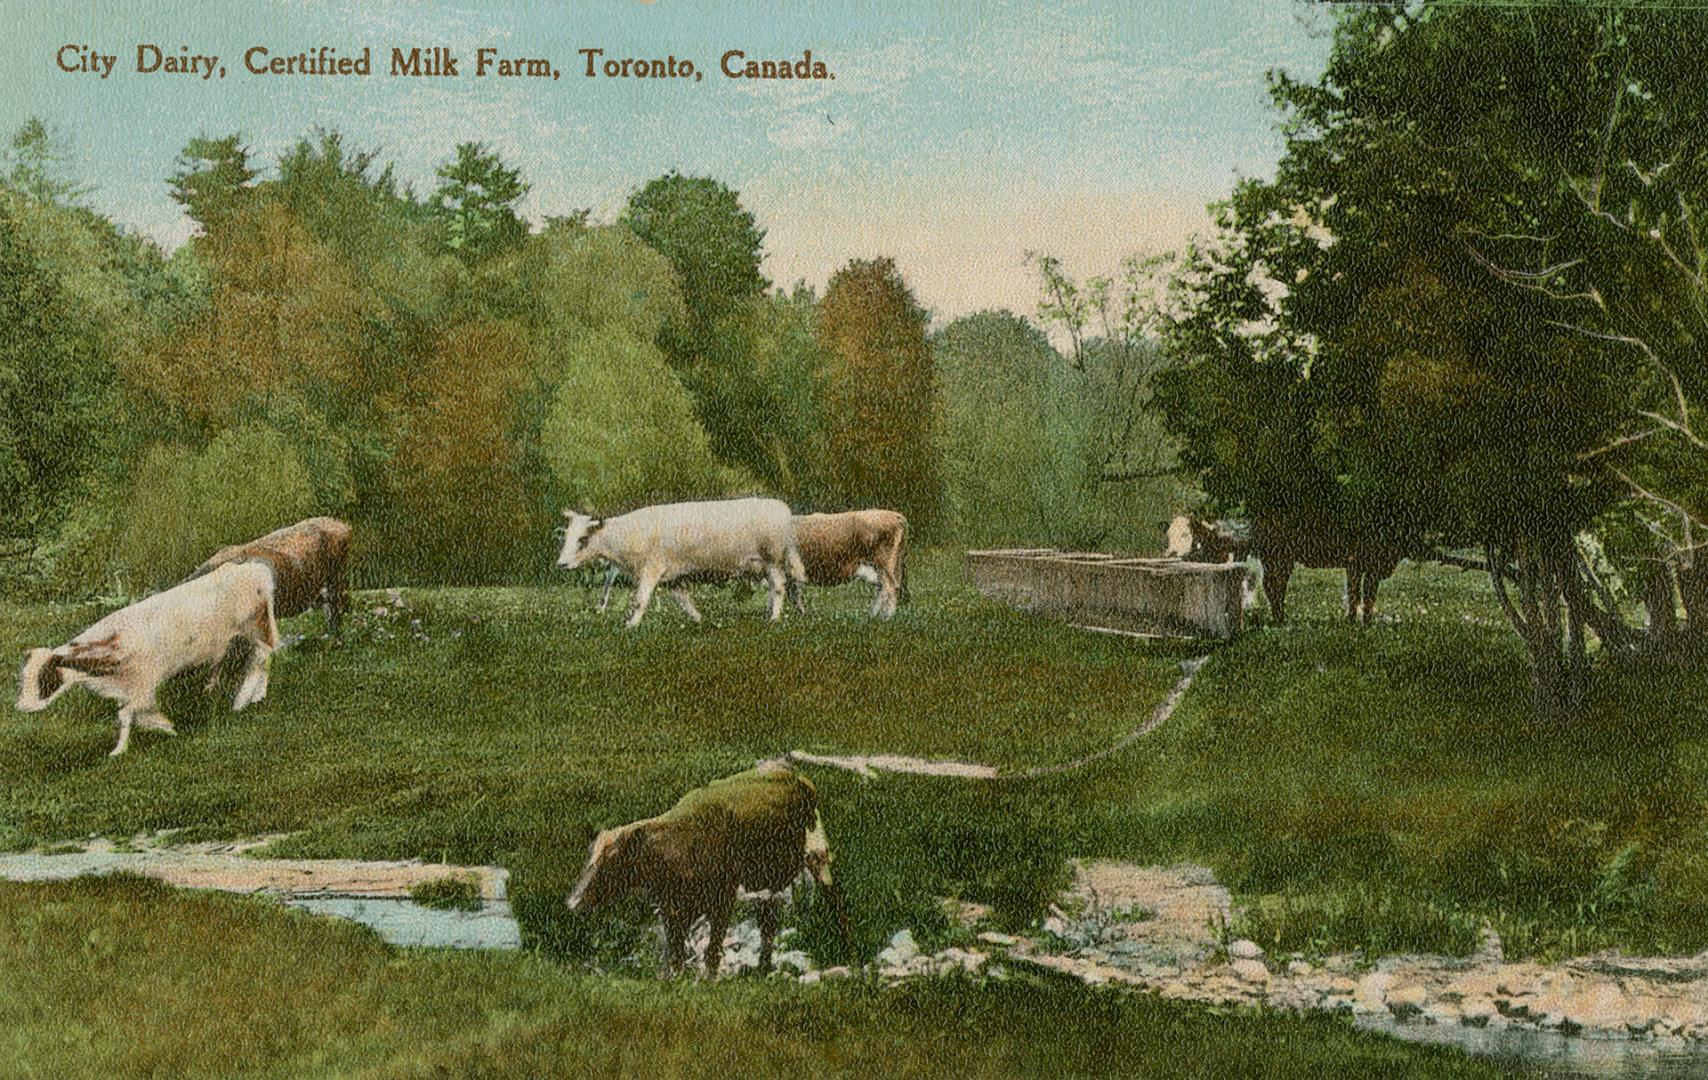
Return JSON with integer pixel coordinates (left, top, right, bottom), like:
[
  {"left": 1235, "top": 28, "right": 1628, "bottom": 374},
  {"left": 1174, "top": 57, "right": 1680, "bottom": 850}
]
[{"left": 0, "top": 123, "right": 1181, "bottom": 594}]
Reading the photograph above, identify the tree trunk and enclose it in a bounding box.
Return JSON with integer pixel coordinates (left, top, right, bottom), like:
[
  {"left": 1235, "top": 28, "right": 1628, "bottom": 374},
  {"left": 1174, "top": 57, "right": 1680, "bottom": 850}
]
[{"left": 1487, "top": 536, "right": 1592, "bottom": 723}]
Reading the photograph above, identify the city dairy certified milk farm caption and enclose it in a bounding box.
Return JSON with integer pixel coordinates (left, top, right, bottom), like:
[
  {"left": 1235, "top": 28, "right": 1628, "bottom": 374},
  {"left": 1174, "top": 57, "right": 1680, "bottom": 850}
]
[{"left": 54, "top": 43, "right": 834, "bottom": 83}]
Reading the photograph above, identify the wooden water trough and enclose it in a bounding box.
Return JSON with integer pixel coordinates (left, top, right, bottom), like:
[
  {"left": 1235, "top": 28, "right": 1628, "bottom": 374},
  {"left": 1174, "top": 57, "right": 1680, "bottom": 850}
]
[{"left": 965, "top": 549, "right": 1247, "bottom": 640}]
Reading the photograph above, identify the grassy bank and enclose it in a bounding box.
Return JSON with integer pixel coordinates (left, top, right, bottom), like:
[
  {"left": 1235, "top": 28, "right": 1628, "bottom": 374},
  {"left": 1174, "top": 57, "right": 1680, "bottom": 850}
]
[
  {"left": 0, "top": 875, "right": 1520, "bottom": 1079},
  {"left": 2, "top": 552, "right": 1703, "bottom": 967}
]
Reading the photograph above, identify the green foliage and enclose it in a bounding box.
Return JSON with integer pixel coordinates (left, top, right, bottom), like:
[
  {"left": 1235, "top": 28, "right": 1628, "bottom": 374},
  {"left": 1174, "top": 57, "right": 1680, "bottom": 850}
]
[
  {"left": 537, "top": 325, "right": 735, "bottom": 512},
  {"left": 1, "top": 118, "right": 91, "bottom": 206},
  {"left": 0, "top": 877, "right": 1506, "bottom": 1079},
  {"left": 434, "top": 141, "right": 529, "bottom": 262},
  {"left": 168, "top": 134, "right": 256, "bottom": 231},
  {"left": 410, "top": 874, "right": 483, "bottom": 911},
  {"left": 108, "top": 426, "right": 316, "bottom": 590},
  {"left": 934, "top": 310, "right": 1097, "bottom": 547},
  {"left": 622, "top": 171, "right": 767, "bottom": 331}
]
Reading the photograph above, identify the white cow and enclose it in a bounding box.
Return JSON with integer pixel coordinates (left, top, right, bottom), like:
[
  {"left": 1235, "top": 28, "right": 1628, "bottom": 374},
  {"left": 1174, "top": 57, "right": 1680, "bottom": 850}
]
[
  {"left": 15, "top": 562, "right": 279, "bottom": 756},
  {"left": 557, "top": 498, "right": 806, "bottom": 627}
]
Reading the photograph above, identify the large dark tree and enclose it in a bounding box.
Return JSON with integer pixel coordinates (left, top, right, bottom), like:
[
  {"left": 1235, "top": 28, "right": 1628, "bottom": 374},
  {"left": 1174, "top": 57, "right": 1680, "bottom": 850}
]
[{"left": 1156, "top": 2, "right": 1708, "bottom": 718}]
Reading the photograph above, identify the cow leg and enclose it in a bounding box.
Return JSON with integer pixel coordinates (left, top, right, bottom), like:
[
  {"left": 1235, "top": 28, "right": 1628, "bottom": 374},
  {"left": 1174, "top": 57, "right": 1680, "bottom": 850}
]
[
  {"left": 756, "top": 896, "right": 782, "bottom": 973},
  {"left": 1262, "top": 560, "right": 1292, "bottom": 625},
  {"left": 702, "top": 891, "right": 735, "bottom": 978},
  {"left": 790, "top": 579, "right": 807, "bottom": 615},
  {"left": 598, "top": 563, "right": 620, "bottom": 613},
  {"left": 670, "top": 585, "right": 704, "bottom": 624},
  {"left": 626, "top": 570, "right": 662, "bottom": 628},
  {"left": 1343, "top": 560, "right": 1361, "bottom": 622},
  {"left": 110, "top": 704, "right": 139, "bottom": 757},
  {"left": 234, "top": 638, "right": 274, "bottom": 710},
  {"left": 764, "top": 564, "right": 787, "bottom": 622},
  {"left": 660, "top": 907, "right": 690, "bottom": 977},
  {"left": 133, "top": 706, "right": 176, "bottom": 735}
]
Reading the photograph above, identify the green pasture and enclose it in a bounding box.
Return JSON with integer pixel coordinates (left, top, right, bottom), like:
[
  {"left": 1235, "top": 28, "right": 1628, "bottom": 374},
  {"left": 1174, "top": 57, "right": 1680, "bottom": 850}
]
[{"left": 0, "top": 551, "right": 1701, "bottom": 1075}]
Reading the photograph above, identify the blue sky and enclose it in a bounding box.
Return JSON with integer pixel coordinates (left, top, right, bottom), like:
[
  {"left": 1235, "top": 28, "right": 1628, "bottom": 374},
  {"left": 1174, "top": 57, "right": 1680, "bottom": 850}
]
[{"left": 3, "top": 0, "right": 1333, "bottom": 320}]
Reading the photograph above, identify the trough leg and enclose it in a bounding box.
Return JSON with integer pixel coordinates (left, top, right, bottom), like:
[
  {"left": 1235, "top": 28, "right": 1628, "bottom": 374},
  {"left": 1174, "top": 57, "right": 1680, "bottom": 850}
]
[
  {"left": 670, "top": 585, "right": 704, "bottom": 623},
  {"left": 627, "top": 570, "right": 662, "bottom": 628},
  {"left": 756, "top": 896, "right": 782, "bottom": 973},
  {"left": 1344, "top": 559, "right": 1361, "bottom": 623}
]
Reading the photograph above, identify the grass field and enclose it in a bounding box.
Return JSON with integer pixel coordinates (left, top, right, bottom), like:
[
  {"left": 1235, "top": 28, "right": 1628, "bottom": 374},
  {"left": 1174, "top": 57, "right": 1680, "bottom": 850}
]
[
  {"left": 0, "top": 874, "right": 1520, "bottom": 1078},
  {"left": 1, "top": 550, "right": 1702, "bottom": 1074}
]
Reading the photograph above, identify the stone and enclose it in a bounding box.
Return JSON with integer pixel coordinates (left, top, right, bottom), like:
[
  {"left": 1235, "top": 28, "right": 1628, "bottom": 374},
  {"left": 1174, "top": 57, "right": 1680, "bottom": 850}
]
[
  {"left": 1355, "top": 972, "right": 1394, "bottom": 1013},
  {"left": 1385, "top": 982, "right": 1428, "bottom": 1020},
  {"left": 798, "top": 970, "right": 822, "bottom": 985},
  {"left": 1227, "top": 939, "right": 1264, "bottom": 960},
  {"left": 1459, "top": 999, "right": 1497, "bottom": 1028},
  {"left": 1230, "top": 959, "right": 1269, "bottom": 985},
  {"left": 1285, "top": 960, "right": 1313, "bottom": 977},
  {"left": 977, "top": 931, "right": 1018, "bottom": 947}
]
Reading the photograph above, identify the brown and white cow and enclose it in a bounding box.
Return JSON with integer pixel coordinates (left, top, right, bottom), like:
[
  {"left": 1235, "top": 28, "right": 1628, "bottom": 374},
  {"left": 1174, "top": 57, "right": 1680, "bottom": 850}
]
[
  {"left": 16, "top": 562, "right": 280, "bottom": 756},
  {"left": 789, "top": 510, "right": 908, "bottom": 618},
  {"left": 567, "top": 762, "right": 850, "bottom": 977},
  {"left": 190, "top": 517, "right": 352, "bottom": 634}
]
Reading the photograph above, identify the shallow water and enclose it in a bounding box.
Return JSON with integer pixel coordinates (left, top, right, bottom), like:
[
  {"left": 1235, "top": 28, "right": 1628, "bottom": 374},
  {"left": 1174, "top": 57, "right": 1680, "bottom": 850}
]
[
  {"left": 283, "top": 896, "right": 522, "bottom": 950},
  {"left": 1355, "top": 1015, "right": 1708, "bottom": 1078}
]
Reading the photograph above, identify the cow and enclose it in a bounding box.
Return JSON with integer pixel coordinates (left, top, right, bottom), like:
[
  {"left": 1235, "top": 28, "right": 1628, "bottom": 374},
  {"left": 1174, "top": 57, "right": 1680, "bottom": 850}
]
[
  {"left": 15, "top": 562, "right": 280, "bottom": 757},
  {"left": 789, "top": 510, "right": 909, "bottom": 618},
  {"left": 1167, "top": 512, "right": 1401, "bottom": 624},
  {"left": 567, "top": 762, "right": 849, "bottom": 978},
  {"left": 190, "top": 517, "right": 352, "bottom": 634},
  {"left": 1164, "top": 514, "right": 1251, "bottom": 564},
  {"left": 557, "top": 498, "right": 807, "bottom": 628}
]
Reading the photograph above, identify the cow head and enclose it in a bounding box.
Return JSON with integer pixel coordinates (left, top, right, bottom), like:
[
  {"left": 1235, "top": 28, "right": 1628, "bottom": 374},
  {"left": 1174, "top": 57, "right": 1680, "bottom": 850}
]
[
  {"left": 557, "top": 510, "right": 603, "bottom": 570},
  {"left": 1163, "top": 515, "right": 1195, "bottom": 559},
  {"left": 567, "top": 824, "right": 649, "bottom": 912},
  {"left": 16, "top": 649, "right": 66, "bottom": 712}
]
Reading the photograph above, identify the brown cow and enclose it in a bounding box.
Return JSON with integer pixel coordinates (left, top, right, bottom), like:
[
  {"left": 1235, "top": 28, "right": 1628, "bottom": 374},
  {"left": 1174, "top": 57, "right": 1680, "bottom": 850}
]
[
  {"left": 789, "top": 510, "right": 908, "bottom": 618},
  {"left": 567, "top": 762, "right": 848, "bottom": 977},
  {"left": 1167, "top": 512, "right": 1401, "bottom": 625},
  {"left": 191, "top": 517, "right": 352, "bottom": 633},
  {"left": 1252, "top": 513, "right": 1403, "bottom": 625}
]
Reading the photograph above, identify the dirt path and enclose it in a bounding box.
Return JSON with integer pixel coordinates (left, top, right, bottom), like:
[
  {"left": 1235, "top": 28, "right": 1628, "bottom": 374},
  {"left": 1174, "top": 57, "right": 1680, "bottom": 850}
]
[{"left": 784, "top": 654, "right": 1210, "bottom": 782}]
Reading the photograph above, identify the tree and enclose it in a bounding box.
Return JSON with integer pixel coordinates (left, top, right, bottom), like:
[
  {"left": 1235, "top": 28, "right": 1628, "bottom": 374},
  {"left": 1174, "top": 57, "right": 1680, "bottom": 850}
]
[
  {"left": 818, "top": 257, "right": 943, "bottom": 533},
  {"left": 433, "top": 142, "right": 529, "bottom": 261},
  {"left": 2, "top": 118, "right": 91, "bottom": 206},
  {"left": 622, "top": 172, "right": 766, "bottom": 338},
  {"left": 168, "top": 134, "right": 256, "bottom": 231},
  {"left": 1155, "top": 2, "right": 1704, "bottom": 718},
  {"left": 934, "top": 310, "right": 1095, "bottom": 545}
]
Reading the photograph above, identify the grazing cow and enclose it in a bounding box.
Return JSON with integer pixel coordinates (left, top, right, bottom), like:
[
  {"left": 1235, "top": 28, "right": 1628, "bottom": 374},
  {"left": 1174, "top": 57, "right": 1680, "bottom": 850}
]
[
  {"left": 567, "top": 762, "right": 850, "bottom": 977},
  {"left": 1252, "top": 513, "right": 1404, "bottom": 625},
  {"left": 1163, "top": 514, "right": 1251, "bottom": 563},
  {"left": 191, "top": 517, "right": 352, "bottom": 634},
  {"left": 557, "top": 498, "right": 806, "bottom": 628},
  {"left": 15, "top": 562, "right": 280, "bottom": 757},
  {"left": 788, "top": 510, "right": 909, "bottom": 618},
  {"left": 1168, "top": 512, "right": 1401, "bottom": 624}
]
